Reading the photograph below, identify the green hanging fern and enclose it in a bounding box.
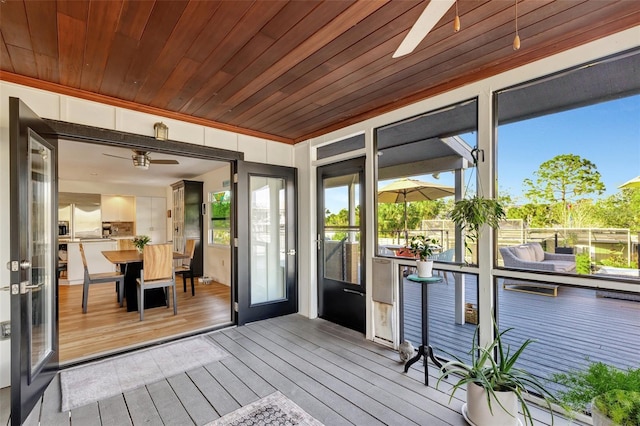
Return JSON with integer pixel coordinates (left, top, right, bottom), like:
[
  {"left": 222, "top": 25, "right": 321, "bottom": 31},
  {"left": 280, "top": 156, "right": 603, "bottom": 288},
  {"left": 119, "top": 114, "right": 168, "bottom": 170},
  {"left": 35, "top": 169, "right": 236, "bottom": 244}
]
[{"left": 449, "top": 195, "right": 506, "bottom": 256}]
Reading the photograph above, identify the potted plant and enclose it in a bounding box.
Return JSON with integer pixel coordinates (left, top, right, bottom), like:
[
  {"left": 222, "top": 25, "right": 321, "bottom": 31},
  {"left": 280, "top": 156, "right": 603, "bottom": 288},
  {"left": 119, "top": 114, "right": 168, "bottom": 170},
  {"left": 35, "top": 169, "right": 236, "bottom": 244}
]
[
  {"left": 449, "top": 195, "right": 506, "bottom": 261},
  {"left": 552, "top": 362, "right": 640, "bottom": 422},
  {"left": 408, "top": 235, "right": 439, "bottom": 277},
  {"left": 132, "top": 235, "right": 151, "bottom": 253},
  {"left": 592, "top": 389, "right": 640, "bottom": 426},
  {"left": 437, "top": 320, "right": 557, "bottom": 426}
]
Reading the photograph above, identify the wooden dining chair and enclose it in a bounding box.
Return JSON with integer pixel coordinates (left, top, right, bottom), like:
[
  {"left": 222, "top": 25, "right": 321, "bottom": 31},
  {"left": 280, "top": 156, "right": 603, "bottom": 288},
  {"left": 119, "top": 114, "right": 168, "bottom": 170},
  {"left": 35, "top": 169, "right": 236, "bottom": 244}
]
[
  {"left": 175, "top": 239, "right": 196, "bottom": 296},
  {"left": 79, "top": 243, "right": 124, "bottom": 313},
  {"left": 137, "top": 243, "right": 177, "bottom": 321},
  {"left": 118, "top": 238, "right": 136, "bottom": 250}
]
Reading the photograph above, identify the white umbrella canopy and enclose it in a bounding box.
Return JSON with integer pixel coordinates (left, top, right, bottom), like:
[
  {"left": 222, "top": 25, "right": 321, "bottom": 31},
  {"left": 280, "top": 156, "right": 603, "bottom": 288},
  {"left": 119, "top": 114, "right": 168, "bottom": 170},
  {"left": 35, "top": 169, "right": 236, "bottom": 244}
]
[
  {"left": 378, "top": 178, "right": 455, "bottom": 242},
  {"left": 378, "top": 178, "right": 455, "bottom": 203},
  {"left": 619, "top": 176, "right": 640, "bottom": 189}
]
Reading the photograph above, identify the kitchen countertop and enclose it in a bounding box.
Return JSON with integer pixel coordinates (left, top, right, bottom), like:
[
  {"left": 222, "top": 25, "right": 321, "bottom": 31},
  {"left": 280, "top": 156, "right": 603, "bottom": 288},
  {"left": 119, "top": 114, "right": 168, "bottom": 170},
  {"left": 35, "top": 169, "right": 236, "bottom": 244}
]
[{"left": 58, "top": 238, "right": 116, "bottom": 243}]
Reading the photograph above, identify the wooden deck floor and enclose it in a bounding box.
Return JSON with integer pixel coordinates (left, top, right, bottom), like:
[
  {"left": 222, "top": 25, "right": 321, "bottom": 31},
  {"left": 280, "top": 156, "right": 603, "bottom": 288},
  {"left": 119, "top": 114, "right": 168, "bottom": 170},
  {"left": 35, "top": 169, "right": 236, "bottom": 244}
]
[
  {"left": 402, "top": 271, "right": 640, "bottom": 395},
  {"left": 22, "top": 315, "right": 576, "bottom": 425}
]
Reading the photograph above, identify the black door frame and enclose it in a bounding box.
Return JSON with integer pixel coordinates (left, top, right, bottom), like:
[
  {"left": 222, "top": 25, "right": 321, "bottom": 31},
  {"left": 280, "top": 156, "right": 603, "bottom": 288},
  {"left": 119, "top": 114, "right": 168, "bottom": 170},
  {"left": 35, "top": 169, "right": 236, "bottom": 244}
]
[
  {"left": 317, "top": 157, "right": 366, "bottom": 332},
  {"left": 236, "top": 161, "right": 298, "bottom": 326},
  {"left": 45, "top": 119, "right": 243, "bottom": 332},
  {"left": 9, "top": 98, "right": 60, "bottom": 425}
]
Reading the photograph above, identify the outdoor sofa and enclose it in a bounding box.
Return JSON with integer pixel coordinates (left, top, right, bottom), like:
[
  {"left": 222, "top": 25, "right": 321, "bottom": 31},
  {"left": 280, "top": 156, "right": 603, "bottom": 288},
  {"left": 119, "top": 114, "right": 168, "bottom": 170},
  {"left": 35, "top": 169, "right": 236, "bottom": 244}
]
[{"left": 499, "top": 242, "right": 576, "bottom": 296}]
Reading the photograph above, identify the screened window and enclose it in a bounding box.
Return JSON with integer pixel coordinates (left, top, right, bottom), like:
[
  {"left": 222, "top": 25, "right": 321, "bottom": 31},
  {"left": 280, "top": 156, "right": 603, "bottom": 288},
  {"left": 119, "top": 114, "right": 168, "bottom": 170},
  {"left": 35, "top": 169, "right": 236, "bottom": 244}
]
[
  {"left": 375, "top": 99, "right": 478, "bottom": 264},
  {"left": 496, "top": 48, "right": 640, "bottom": 278}
]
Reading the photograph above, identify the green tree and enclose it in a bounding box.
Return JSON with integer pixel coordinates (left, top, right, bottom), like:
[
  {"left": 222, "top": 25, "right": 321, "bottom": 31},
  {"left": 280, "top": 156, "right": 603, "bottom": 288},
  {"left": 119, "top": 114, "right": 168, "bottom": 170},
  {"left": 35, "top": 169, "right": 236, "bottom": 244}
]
[
  {"left": 594, "top": 188, "right": 640, "bottom": 231},
  {"left": 523, "top": 154, "right": 605, "bottom": 228}
]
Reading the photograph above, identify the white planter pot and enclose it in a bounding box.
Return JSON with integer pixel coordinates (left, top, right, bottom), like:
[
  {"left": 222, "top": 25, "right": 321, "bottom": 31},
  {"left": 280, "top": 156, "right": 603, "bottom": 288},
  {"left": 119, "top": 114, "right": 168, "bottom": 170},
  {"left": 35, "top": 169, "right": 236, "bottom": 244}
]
[
  {"left": 416, "top": 260, "right": 433, "bottom": 277},
  {"left": 592, "top": 404, "right": 616, "bottom": 426},
  {"left": 465, "top": 382, "right": 520, "bottom": 426}
]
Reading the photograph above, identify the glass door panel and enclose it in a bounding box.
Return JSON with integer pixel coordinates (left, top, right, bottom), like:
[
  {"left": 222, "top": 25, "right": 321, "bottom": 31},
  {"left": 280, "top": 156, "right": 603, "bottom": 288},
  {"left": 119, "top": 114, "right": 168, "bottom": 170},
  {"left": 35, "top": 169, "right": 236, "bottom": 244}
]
[
  {"left": 250, "top": 176, "right": 286, "bottom": 304},
  {"left": 322, "top": 174, "right": 361, "bottom": 286},
  {"left": 29, "top": 131, "right": 55, "bottom": 377}
]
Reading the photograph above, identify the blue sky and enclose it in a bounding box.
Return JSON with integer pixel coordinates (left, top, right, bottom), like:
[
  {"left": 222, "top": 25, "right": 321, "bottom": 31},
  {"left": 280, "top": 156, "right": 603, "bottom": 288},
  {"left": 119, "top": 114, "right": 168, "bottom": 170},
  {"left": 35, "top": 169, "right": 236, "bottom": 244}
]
[{"left": 498, "top": 94, "right": 640, "bottom": 202}]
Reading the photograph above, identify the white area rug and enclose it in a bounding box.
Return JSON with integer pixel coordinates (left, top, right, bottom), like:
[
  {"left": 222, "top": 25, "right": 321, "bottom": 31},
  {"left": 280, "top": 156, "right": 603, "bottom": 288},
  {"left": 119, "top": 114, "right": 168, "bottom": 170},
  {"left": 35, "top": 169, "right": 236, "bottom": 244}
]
[
  {"left": 207, "top": 392, "right": 324, "bottom": 426},
  {"left": 60, "top": 336, "right": 228, "bottom": 411}
]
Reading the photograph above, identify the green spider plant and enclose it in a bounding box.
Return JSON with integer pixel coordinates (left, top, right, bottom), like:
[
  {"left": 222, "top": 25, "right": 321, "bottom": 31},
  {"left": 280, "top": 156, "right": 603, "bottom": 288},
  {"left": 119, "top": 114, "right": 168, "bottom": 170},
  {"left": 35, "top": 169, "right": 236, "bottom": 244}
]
[{"left": 436, "top": 321, "right": 558, "bottom": 426}]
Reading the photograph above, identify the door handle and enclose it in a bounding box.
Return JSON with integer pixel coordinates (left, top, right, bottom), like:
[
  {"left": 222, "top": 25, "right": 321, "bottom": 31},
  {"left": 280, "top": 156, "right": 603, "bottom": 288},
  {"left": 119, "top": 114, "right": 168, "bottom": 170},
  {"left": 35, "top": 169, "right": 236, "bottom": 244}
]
[
  {"left": 20, "top": 260, "right": 31, "bottom": 270},
  {"left": 343, "top": 288, "right": 365, "bottom": 296},
  {"left": 20, "top": 281, "right": 42, "bottom": 294}
]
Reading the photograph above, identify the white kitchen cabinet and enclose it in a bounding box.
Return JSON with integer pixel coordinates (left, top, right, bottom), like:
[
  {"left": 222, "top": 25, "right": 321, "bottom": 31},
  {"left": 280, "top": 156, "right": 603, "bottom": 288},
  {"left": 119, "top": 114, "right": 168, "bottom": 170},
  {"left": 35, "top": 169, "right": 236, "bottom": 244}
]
[
  {"left": 135, "top": 196, "right": 167, "bottom": 244},
  {"left": 101, "top": 195, "right": 135, "bottom": 222},
  {"left": 64, "top": 240, "right": 118, "bottom": 285}
]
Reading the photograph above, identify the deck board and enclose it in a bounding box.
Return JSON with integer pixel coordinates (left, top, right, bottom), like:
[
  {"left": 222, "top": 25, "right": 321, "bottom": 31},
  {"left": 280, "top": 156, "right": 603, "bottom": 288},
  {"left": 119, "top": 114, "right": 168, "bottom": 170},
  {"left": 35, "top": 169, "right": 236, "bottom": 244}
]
[
  {"left": 402, "top": 272, "right": 640, "bottom": 396},
  {"left": 97, "top": 394, "right": 131, "bottom": 426},
  {"left": 123, "top": 387, "right": 163, "bottom": 425},
  {"left": 146, "top": 380, "right": 194, "bottom": 425},
  {"left": 30, "top": 315, "right": 577, "bottom": 425}
]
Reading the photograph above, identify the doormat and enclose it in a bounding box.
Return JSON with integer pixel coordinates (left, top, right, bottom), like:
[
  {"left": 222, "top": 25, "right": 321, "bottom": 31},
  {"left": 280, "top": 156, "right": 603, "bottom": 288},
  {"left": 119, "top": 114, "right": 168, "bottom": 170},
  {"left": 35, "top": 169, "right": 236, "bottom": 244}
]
[
  {"left": 206, "top": 392, "right": 324, "bottom": 426},
  {"left": 60, "top": 336, "right": 228, "bottom": 412}
]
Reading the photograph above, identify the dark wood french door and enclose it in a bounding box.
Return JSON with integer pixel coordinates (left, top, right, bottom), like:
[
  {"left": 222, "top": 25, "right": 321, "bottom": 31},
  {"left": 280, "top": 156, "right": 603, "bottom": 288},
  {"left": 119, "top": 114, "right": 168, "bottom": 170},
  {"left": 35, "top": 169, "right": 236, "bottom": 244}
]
[{"left": 9, "top": 97, "right": 59, "bottom": 425}]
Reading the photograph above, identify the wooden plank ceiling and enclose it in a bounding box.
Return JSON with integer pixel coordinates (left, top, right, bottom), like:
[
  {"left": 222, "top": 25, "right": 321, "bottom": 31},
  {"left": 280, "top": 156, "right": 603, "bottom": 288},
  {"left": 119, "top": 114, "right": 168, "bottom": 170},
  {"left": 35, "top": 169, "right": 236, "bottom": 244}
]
[{"left": 1, "top": 0, "right": 638, "bottom": 144}]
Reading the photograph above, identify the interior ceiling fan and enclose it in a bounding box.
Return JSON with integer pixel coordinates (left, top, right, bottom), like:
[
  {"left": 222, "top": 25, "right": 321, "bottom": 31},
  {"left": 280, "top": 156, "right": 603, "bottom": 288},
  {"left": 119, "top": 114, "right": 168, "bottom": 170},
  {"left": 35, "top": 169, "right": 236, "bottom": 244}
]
[
  {"left": 103, "top": 150, "right": 179, "bottom": 170},
  {"left": 393, "top": 0, "right": 457, "bottom": 58}
]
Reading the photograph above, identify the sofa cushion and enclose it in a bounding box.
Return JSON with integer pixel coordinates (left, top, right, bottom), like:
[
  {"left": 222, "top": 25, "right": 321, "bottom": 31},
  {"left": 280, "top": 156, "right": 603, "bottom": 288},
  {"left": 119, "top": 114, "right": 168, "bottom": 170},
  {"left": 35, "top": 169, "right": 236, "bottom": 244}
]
[
  {"left": 529, "top": 243, "right": 545, "bottom": 262},
  {"left": 542, "top": 260, "right": 576, "bottom": 273},
  {"left": 513, "top": 245, "right": 534, "bottom": 261}
]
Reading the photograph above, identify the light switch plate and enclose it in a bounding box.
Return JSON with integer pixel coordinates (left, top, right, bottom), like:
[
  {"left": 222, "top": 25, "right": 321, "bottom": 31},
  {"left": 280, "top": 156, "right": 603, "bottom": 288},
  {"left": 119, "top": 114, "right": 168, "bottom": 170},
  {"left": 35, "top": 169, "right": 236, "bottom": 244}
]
[{"left": 0, "top": 321, "right": 10, "bottom": 340}]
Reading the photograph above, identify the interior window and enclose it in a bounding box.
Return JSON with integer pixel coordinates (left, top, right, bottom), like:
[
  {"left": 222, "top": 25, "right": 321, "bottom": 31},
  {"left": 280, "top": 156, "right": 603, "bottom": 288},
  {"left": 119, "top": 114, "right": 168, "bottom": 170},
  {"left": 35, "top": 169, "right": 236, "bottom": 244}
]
[{"left": 208, "top": 190, "right": 231, "bottom": 246}]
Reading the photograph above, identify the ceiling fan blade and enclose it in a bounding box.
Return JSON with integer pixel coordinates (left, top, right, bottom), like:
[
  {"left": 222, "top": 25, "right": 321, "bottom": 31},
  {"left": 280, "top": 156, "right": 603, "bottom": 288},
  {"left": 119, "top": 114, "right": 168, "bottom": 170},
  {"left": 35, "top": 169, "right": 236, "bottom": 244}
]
[
  {"left": 103, "top": 153, "right": 131, "bottom": 160},
  {"left": 149, "top": 159, "right": 179, "bottom": 165},
  {"left": 392, "top": 0, "right": 455, "bottom": 58}
]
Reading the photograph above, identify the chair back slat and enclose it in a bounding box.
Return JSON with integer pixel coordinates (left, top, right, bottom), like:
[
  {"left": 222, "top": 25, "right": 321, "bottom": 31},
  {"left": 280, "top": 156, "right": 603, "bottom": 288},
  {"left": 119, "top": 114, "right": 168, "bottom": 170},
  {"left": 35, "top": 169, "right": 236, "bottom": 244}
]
[
  {"left": 118, "top": 239, "right": 136, "bottom": 250},
  {"left": 79, "top": 243, "right": 89, "bottom": 271},
  {"left": 183, "top": 239, "right": 196, "bottom": 267},
  {"left": 143, "top": 244, "right": 173, "bottom": 281}
]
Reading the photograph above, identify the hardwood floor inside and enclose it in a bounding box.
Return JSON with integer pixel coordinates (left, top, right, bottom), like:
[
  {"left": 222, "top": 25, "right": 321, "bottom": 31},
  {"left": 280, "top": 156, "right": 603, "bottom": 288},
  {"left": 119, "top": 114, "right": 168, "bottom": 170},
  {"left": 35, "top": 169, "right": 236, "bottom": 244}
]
[{"left": 58, "top": 280, "right": 232, "bottom": 364}]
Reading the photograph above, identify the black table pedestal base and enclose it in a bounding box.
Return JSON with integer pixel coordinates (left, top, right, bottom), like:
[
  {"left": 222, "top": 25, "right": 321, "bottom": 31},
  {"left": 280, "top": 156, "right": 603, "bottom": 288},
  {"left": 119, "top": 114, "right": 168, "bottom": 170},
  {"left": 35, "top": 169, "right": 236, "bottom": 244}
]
[{"left": 404, "top": 344, "right": 445, "bottom": 386}]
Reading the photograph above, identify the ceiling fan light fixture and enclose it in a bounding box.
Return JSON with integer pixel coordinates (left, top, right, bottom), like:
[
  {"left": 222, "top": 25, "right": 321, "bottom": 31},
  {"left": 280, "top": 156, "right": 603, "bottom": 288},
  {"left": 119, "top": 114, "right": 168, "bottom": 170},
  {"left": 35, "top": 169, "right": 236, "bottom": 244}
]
[
  {"left": 453, "top": 0, "right": 460, "bottom": 32},
  {"left": 393, "top": 0, "right": 456, "bottom": 58},
  {"left": 133, "top": 153, "right": 150, "bottom": 170}
]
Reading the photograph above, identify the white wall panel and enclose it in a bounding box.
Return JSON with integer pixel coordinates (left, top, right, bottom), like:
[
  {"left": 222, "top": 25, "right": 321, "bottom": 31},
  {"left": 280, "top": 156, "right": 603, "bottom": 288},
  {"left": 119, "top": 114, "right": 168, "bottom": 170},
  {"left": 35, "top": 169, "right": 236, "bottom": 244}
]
[
  {"left": 0, "top": 82, "right": 60, "bottom": 119},
  {"left": 117, "top": 110, "right": 204, "bottom": 145},
  {"left": 116, "top": 109, "right": 156, "bottom": 138},
  {"left": 238, "top": 134, "right": 267, "bottom": 163},
  {"left": 294, "top": 141, "right": 315, "bottom": 318},
  {"left": 266, "top": 140, "right": 294, "bottom": 167},
  {"left": 205, "top": 127, "right": 238, "bottom": 152},
  {"left": 63, "top": 97, "right": 116, "bottom": 129}
]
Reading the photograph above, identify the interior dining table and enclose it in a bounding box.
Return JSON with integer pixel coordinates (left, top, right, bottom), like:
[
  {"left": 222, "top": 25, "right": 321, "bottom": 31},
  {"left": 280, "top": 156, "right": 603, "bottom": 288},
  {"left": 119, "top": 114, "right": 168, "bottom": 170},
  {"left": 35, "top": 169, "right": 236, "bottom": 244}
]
[{"left": 101, "top": 249, "right": 190, "bottom": 312}]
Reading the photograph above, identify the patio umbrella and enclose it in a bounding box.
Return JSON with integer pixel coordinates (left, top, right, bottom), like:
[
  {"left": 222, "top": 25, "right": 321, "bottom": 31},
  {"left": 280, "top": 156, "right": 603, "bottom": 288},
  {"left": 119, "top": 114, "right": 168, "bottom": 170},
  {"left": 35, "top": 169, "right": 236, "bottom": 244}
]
[
  {"left": 378, "top": 178, "right": 454, "bottom": 243},
  {"left": 618, "top": 175, "right": 640, "bottom": 189}
]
